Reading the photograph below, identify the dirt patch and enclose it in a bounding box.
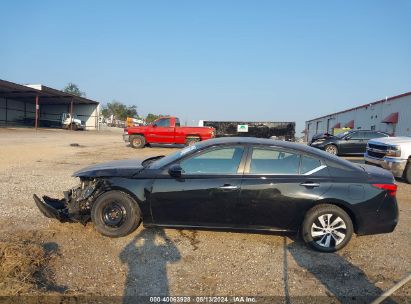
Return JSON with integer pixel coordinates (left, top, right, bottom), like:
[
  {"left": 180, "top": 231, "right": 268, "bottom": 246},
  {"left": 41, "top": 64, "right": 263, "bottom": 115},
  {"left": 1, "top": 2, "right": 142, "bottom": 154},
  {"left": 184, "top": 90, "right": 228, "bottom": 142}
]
[
  {"left": 0, "top": 232, "right": 64, "bottom": 295},
  {"left": 178, "top": 230, "right": 200, "bottom": 251}
]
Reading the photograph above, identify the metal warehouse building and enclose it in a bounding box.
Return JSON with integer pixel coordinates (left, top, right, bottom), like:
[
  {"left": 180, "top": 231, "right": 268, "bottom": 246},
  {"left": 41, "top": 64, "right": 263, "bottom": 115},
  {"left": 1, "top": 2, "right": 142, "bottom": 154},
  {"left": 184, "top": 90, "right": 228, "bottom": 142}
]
[
  {"left": 0, "top": 79, "right": 99, "bottom": 129},
  {"left": 305, "top": 91, "right": 411, "bottom": 142}
]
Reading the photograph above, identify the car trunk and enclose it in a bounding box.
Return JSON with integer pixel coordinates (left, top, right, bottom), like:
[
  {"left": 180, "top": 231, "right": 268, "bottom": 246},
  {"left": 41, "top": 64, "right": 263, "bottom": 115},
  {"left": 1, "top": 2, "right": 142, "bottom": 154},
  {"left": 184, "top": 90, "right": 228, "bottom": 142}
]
[{"left": 357, "top": 164, "right": 395, "bottom": 183}]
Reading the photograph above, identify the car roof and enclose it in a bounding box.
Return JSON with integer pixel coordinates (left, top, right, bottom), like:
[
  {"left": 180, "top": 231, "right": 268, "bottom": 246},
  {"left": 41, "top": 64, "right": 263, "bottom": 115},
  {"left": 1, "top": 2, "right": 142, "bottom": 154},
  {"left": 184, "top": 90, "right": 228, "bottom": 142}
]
[
  {"left": 349, "top": 130, "right": 387, "bottom": 133},
  {"left": 196, "top": 137, "right": 361, "bottom": 170}
]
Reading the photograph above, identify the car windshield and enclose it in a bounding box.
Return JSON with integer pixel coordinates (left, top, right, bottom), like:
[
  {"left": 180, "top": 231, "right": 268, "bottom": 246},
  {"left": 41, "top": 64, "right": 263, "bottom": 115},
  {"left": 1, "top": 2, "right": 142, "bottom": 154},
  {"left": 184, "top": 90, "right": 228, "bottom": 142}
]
[
  {"left": 335, "top": 131, "right": 351, "bottom": 139},
  {"left": 149, "top": 145, "right": 199, "bottom": 168}
]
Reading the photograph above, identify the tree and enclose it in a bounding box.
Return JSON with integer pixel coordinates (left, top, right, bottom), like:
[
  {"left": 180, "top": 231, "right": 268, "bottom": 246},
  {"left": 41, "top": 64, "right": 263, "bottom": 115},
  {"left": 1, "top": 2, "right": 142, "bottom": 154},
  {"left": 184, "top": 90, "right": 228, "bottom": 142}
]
[
  {"left": 62, "top": 83, "right": 86, "bottom": 97},
  {"left": 101, "top": 101, "right": 138, "bottom": 121},
  {"left": 145, "top": 113, "right": 168, "bottom": 123}
]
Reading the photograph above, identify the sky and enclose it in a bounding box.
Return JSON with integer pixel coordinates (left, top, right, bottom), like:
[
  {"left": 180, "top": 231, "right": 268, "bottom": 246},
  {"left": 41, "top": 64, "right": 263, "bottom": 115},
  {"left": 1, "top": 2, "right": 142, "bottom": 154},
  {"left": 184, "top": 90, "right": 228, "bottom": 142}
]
[{"left": 1, "top": 1, "right": 410, "bottom": 134}]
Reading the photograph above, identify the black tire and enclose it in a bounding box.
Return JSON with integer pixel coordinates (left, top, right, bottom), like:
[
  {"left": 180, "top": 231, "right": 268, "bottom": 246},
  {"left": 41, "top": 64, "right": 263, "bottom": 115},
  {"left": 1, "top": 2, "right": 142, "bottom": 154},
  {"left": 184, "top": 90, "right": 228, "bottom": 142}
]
[
  {"left": 130, "top": 135, "right": 146, "bottom": 149},
  {"left": 405, "top": 161, "right": 411, "bottom": 184},
  {"left": 324, "top": 144, "right": 338, "bottom": 155},
  {"left": 185, "top": 137, "right": 200, "bottom": 146},
  {"left": 302, "top": 204, "right": 353, "bottom": 252},
  {"left": 91, "top": 191, "right": 141, "bottom": 237}
]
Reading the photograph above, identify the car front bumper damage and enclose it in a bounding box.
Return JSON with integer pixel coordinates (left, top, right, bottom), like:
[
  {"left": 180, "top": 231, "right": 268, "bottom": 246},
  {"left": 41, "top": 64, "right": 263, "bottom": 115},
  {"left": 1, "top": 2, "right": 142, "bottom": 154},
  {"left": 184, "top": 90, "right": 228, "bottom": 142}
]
[{"left": 33, "top": 179, "right": 105, "bottom": 224}]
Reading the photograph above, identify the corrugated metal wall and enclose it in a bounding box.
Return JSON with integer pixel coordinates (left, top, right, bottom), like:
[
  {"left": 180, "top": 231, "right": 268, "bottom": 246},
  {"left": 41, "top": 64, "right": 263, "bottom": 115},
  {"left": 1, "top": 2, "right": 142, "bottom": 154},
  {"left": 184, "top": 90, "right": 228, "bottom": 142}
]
[{"left": 305, "top": 94, "right": 411, "bottom": 141}]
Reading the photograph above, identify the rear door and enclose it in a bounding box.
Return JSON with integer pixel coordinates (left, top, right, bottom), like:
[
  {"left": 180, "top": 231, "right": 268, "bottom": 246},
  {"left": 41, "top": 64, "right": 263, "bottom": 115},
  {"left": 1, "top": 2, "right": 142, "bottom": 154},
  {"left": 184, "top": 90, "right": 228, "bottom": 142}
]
[{"left": 238, "top": 147, "right": 331, "bottom": 231}]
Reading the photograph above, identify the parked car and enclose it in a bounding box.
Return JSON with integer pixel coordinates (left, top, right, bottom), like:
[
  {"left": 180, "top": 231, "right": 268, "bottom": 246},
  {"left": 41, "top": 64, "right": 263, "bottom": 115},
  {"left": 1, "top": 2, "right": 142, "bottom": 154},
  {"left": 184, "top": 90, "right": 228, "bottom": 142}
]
[
  {"left": 123, "top": 116, "right": 215, "bottom": 148},
  {"left": 310, "top": 130, "right": 389, "bottom": 155},
  {"left": 33, "top": 137, "right": 398, "bottom": 252},
  {"left": 364, "top": 136, "right": 411, "bottom": 183}
]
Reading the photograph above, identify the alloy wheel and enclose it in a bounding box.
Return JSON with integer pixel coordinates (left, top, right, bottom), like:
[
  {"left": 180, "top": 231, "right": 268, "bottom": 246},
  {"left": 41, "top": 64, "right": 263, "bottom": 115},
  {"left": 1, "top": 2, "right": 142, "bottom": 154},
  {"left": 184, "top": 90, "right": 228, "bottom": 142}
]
[
  {"left": 325, "top": 145, "right": 337, "bottom": 155},
  {"left": 311, "top": 213, "right": 347, "bottom": 248}
]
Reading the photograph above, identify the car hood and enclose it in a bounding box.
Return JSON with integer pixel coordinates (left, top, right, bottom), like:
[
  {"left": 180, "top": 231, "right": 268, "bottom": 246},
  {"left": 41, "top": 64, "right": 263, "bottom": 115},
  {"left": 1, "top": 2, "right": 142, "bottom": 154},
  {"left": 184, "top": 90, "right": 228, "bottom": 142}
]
[
  {"left": 369, "top": 136, "right": 411, "bottom": 145},
  {"left": 73, "top": 159, "right": 144, "bottom": 178},
  {"left": 311, "top": 136, "right": 336, "bottom": 144}
]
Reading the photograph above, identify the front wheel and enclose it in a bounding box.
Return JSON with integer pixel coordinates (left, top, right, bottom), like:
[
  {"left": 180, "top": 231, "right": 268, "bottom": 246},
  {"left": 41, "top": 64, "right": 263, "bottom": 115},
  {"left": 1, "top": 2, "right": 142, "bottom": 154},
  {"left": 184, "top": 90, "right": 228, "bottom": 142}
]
[
  {"left": 325, "top": 144, "right": 338, "bottom": 155},
  {"left": 302, "top": 204, "right": 353, "bottom": 252},
  {"left": 91, "top": 191, "right": 141, "bottom": 237},
  {"left": 130, "top": 135, "right": 146, "bottom": 149}
]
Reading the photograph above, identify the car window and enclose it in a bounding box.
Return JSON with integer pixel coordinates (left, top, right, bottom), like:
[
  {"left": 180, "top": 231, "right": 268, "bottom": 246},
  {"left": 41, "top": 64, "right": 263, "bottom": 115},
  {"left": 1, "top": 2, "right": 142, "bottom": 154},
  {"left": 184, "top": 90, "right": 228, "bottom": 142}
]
[
  {"left": 373, "top": 132, "right": 388, "bottom": 138},
  {"left": 300, "top": 155, "right": 322, "bottom": 174},
  {"left": 181, "top": 146, "right": 244, "bottom": 174},
  {"left": 349, "top": 131, "right": 363, "bottom": 140},
  {"left": 175, "top": 118, "right": 181, "bottom": 127},
  {"left": 249, "top": 148, "right": 300, "bottom": 174},
  {"left": 156, "top": 118, "right": 171, "bottom": 127},
  {"left": 336, "top": 131, "right": 350, "bottom": 139}
]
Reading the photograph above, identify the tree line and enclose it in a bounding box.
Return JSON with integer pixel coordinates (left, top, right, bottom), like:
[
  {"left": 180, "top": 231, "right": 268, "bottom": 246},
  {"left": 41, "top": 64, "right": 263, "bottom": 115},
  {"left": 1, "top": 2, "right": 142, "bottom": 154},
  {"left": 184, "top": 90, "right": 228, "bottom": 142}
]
[{"left": 62, "top": 83, "right": 166, "bottom": 123}]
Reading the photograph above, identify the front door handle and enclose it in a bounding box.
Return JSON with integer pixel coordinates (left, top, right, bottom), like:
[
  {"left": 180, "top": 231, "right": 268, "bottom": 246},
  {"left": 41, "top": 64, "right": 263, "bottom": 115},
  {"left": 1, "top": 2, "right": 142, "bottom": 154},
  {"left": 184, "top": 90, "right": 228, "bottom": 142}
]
[
  {"left": 300, "top": 182, "right": 320, "bottom": 187},
  {"left": 219, "top": 185, "right": 239, "bottom": 190}
]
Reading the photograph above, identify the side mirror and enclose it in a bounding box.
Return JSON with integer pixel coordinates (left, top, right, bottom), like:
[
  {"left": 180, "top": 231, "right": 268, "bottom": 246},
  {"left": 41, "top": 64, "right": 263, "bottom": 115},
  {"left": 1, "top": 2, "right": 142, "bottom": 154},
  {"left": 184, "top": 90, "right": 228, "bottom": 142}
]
[
  {"left": 345, "top": 136, "right": 351, "bottom": 140},
  {"left": 168, "top": 164, "right": 183, "bottom": 178},
  {"left": 152, "top": 124, "right": 157, "bottom": 127}
]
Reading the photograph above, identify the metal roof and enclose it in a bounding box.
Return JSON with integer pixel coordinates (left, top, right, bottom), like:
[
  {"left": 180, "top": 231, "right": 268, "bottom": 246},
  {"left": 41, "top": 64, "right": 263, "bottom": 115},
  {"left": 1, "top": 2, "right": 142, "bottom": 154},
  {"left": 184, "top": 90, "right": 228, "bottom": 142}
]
[
  {"left": 306, "top": 91, "right": 411, "bottom": 123},
  {"left": 0, "top": 79, "right": 99, "bottom": 104}
]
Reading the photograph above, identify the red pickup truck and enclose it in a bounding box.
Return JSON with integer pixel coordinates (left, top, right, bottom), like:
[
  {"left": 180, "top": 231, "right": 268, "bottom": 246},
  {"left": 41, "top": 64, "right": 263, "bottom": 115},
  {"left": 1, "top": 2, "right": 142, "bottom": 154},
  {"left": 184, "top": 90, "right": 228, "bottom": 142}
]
[{"left": 123, "top": 116, "right": 215, "bottom": 148}]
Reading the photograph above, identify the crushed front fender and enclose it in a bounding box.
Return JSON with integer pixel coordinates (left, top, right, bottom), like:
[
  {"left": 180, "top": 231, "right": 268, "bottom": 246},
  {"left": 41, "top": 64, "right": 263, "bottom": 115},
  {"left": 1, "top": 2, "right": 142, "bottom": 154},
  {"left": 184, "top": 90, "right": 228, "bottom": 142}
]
[{"left": 33, "top": 179, "right": 106, "bottom": 225}]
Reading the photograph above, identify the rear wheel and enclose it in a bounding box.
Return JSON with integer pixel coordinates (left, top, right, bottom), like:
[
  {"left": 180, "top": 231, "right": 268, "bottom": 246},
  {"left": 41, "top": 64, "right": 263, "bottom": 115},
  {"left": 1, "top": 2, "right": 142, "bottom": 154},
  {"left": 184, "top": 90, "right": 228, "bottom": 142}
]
[
  {"left": 302, "top": 204, "right": 353, "bottom": 252},
  {"left": 91, "top": 191, "right": 141, "bottom": 237},
  {"left": 185, "top": 137, "right": 200, "bottom": 146},
  {"left": 325, "top": 144, "right": 338, "bottom": 155},
  {"left": 130, "top": 135, "right": 146, "bottom": 149}
]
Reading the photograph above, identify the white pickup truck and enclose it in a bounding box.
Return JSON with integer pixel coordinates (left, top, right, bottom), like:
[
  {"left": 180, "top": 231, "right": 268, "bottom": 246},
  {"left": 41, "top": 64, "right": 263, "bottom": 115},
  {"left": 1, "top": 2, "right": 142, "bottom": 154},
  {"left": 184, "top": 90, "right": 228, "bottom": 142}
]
[{"left": 364, "top": 137, "right": 411, "bottom": 183}]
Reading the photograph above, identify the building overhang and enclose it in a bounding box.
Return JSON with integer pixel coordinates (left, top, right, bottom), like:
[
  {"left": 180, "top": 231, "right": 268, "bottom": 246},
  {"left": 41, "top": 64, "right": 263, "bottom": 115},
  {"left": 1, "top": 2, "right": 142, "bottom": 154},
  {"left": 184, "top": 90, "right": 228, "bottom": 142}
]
[
  {"left": 381, "top": 112, "right": 399, "bottom": 124},
  {"left": 344, "top": 120, "right": 354, "bottom": 129}
]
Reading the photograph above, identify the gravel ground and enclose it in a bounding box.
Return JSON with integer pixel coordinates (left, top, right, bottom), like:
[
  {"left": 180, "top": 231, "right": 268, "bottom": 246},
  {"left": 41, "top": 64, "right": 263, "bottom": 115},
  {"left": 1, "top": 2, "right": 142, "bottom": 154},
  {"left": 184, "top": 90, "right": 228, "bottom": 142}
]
[{"left": 0, "top": 128, "right": 410, "bottom": 301}]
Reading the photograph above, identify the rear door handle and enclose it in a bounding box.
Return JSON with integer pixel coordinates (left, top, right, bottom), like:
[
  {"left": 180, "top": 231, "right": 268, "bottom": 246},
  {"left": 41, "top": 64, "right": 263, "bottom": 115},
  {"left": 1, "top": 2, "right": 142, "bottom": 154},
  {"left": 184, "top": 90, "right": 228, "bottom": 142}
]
[
  {"left": 300, "top": 182, "right": 320, "bottom": 187},
  {"left": 219, "top": 185, "right": 239, "bottom": 190}
]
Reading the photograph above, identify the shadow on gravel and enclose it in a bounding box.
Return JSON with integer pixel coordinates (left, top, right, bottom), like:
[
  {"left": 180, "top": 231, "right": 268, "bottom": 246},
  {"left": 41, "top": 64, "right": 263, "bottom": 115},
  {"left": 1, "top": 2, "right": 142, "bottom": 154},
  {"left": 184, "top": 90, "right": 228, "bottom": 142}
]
[
  {"left": 120, "top": 228, "right": 181, "bottom": 302},
  {"left": 286, "top": 239, "right": 396, "bottom": 304}
]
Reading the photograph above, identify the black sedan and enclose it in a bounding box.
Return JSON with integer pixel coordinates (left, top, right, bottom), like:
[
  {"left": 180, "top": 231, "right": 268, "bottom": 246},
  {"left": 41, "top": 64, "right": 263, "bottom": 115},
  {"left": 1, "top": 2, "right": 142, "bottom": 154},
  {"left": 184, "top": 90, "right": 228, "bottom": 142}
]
[
  {"left": 34, "top": 137, "right": 398, "bottom": 252},
  {"left": 310, "top": 130, "right": 389, "bottom": 155}
]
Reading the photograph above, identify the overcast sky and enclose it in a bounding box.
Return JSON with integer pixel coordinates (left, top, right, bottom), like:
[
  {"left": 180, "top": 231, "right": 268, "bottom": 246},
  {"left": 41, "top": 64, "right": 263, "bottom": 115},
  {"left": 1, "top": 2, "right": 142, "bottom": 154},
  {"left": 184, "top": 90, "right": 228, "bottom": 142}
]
[{"left": 1, "top": 0, "right": 410, "bottom": 134}]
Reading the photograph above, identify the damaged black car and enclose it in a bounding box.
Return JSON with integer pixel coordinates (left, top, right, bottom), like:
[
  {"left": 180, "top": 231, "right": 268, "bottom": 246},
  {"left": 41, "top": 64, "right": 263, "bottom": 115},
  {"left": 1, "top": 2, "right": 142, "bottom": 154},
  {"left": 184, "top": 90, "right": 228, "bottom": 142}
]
[{"left": 34, "top": 137, "right": 398, "bottom": 252}]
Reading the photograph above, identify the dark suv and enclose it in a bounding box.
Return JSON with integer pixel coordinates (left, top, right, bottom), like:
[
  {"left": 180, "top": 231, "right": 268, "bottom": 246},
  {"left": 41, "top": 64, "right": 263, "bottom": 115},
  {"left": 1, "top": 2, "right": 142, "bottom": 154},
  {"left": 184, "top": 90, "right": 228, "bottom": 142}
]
[{"left": 309, "top": 130, "right": 389, "bottom": 155}]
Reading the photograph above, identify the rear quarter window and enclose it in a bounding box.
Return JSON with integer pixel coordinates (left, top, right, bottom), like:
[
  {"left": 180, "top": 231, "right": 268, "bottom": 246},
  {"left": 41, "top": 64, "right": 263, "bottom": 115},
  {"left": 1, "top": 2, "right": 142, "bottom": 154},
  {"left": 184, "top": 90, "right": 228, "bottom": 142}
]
[{"left": 300, "top": 155, "right": 322, "bottom": 174}]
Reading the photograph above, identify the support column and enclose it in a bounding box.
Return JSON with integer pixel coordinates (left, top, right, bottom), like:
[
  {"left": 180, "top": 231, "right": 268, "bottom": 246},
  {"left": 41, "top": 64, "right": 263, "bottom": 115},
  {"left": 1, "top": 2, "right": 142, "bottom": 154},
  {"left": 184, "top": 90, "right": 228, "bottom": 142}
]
[
  {"left": 70, "top": 97, "right": 74, "bottom": 130},
  {"left": 5, "top": 98, "right": 7, "bottom": 125},
  {"left": 35, "top": 95, "right": 39, "bottom": 129}
]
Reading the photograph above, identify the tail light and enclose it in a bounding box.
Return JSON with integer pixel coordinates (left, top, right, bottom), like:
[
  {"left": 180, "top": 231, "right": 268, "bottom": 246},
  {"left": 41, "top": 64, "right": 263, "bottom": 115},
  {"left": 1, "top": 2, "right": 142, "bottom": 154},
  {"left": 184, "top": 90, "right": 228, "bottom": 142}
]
[{"left": 372, "top": 183, "right": 397, "bottom": 197}]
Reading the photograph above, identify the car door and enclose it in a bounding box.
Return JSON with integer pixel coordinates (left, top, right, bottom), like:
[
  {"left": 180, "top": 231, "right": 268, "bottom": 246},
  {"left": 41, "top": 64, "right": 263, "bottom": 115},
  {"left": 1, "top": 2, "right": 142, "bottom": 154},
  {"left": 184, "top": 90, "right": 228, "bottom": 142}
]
[
  {"left": 238, "top": 147, "right": 331, "bottom": 231},
  {"left": 149, "top": 145, "right": 246, "bottom": 227},
  {"left": 342, "top": 131, "right": 365, "bottom": 154},
  {"left": 148, "top": 118, "right": 175, "bottom": 143}
]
